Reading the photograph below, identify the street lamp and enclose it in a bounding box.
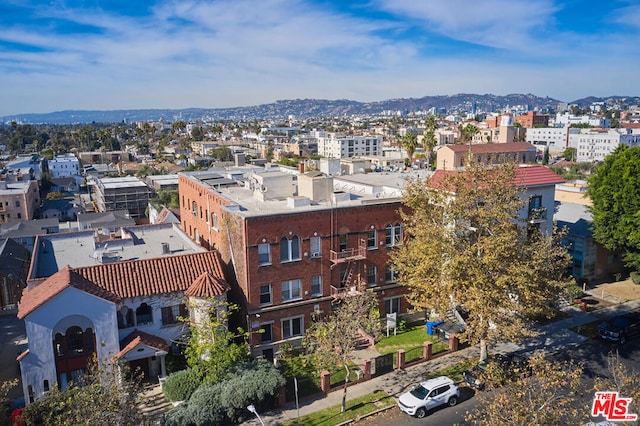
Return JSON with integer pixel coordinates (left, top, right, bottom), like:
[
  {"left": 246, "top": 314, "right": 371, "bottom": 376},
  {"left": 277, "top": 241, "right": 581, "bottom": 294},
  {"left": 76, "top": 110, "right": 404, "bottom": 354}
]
[{"left": 247, "top": 404, "right": 265, "bottom": 426}]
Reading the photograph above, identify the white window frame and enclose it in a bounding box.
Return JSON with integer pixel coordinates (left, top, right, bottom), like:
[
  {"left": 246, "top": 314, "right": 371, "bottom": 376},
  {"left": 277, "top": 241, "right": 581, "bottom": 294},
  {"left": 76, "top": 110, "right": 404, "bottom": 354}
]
[
  {"left": 367, "top": 228, "right": 377, "bottom": 249},
  {"left": 311, "top": 275, "right": 322, "bottom": 297},
  {"left": 258, "top": 243, "right": 271, "bottom": 265},
  {"left": 280, "top": 236, "right": 301, "bottom": 262},
  {"left": 281, "top": 279, "right": 302, "bottom": 302},
  {"left": 385, "top": 297, "right": 401, "bottom": 315},
  {"left": 259, "top": 284, "right": 272, "bottom": 306},
  {"left": 367, "top": 265, "right": 377, "bottom": 287},
  {"left": 211, "top": 212, "right": 219, "bottom": 231},
  {"left": 281, "top": 316, "right": 304, "bottom": 339},
  {"left": 310, "top": 236, "right": 321, "bottom": 258},
  {"left": 385, "top": 265, "right": 398, "bottom": 283},
  {"left": 385, "top": 223, "right": 403, "bottom": 247}
]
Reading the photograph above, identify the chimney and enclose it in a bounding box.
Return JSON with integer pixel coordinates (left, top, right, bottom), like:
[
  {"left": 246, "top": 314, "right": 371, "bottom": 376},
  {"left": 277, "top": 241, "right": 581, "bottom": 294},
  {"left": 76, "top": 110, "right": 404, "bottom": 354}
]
[
  {"left": 298, "top": 161, "right": 305, "bottom": 174},
  {"left": 161, "top": 242, "right": 170, "bottom": 255}
]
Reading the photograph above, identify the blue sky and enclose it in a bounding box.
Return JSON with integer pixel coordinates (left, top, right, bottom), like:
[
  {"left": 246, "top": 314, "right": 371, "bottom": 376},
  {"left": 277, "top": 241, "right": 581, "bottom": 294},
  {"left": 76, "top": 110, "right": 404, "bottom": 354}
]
[{"left": 1, "top": 0, "right": 639, "bottom": 116}]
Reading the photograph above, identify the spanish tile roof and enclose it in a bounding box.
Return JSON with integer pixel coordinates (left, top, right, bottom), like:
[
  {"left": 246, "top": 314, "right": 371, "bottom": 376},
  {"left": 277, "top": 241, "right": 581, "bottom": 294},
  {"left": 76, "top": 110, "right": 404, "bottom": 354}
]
[
  {"left": 185, "top": 271, "right": 230, "bottom": 298},
  {"left": 73, "top": 251, "right": 228, "bottom": 299},
  {"left": 429, "top": 165, "right": 564, "bottom": 191},
  {"left": 18, "top": 266, "right": 121, "bottom": 319},
  {"left": 443, "top": 142, "right": 536, "bottom": 153},
  {"left": 115, "top": 329, "right": 170, "bottom": 360}
]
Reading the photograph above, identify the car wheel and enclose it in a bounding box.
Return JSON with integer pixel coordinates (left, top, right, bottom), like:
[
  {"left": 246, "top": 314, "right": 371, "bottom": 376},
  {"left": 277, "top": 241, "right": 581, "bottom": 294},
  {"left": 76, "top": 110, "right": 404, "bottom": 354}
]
[
  {"left": 415, "top": 407, "right": 427, "bottom": 418},
  {"left": 448, "top": 396, "right": 458, "bottom": 407}
]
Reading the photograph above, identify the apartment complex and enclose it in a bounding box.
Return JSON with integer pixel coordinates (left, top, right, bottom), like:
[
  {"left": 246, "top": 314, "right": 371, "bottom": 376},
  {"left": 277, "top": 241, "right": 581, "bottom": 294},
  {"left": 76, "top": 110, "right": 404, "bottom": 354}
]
[
  {"left": 317, "top": 134, "right": 382, "bottom": 159},
  {"left": 436, "top": 142, "right": 538, "bottom": 171},
  {"left": 48, "top": 153, "right": 80, "bottom": 178},
  {"left": 0, "top": 179, "right": 40, "bottom": 223},
  {"left": 178, "top": 168, "right": 411, "bottom": 359},
  {"left": 569, "top": 128, "right": 640, "bottom": 162}
]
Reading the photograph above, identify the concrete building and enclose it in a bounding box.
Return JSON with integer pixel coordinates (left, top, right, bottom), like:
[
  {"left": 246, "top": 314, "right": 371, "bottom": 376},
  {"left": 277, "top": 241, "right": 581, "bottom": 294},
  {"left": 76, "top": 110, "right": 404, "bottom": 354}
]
[
  {"left": 436, "top": 142, "right": 537, "bottom": 171},
  {"left": 569, "top": 128, "right": 640, "bottom": 162},
  {"left": 178, "top": 168, "right": 412, "bottom": 360},
  {"left": 146, "top": 174, "right": 179, "bottom": 192},
  {"left": 92, "top": 176, "right": 153, "bottom": 219},
  {"left": 317, "top": 134, "right": 382, "bottom": 159},
  {"left": 48, "top": 154, "right": 80, "bottom": 179},
  {"left": 554, "top": 113, "right": 609, "bottom": 128},
  {"left": 526, "top": 127, "right": 580, "bottom": 154},
  {"left": 0, "top": 179, "right": 41, "bottom": 223}
]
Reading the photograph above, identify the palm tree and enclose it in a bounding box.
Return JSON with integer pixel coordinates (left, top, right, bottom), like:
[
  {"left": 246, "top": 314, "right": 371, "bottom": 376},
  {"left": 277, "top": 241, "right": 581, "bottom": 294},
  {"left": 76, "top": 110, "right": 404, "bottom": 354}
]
[
  {"left": 423, "top": 116, "right": 438, "bottom": 169},
  {"left": 401, "top": 132, "right": 419, "bottom": 164}
]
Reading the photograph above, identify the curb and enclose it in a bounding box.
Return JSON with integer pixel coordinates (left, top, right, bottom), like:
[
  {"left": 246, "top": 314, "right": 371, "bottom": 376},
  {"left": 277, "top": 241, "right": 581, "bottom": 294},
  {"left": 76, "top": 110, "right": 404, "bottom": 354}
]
[{"left": 335, "top": 403, "right": 396, "bottom": 425}]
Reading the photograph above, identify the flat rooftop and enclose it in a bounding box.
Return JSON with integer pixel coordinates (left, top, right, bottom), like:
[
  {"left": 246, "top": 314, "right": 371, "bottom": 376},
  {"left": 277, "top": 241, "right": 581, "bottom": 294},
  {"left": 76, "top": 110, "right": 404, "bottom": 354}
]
[
  {"left": 98, "top": 176, "right": 148, "bottom": 189},
  {"left": 29, "top": 222, "right": 203, "bottom": 282},
  {"left": 188, "top": 169, "right": 425, "bottom": 218}
]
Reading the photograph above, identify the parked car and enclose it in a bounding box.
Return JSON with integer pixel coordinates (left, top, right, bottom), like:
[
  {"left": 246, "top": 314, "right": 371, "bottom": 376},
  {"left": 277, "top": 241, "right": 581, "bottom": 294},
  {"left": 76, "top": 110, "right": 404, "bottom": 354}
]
[
  {"left": 397, "top": 376, "right": 459, "bottom": 418},
  {"left": 596, "top": 311, "right": 640, "bottom": 344},
  {"left": 463, "top": 352, "right": 529, "bottom": 390}
]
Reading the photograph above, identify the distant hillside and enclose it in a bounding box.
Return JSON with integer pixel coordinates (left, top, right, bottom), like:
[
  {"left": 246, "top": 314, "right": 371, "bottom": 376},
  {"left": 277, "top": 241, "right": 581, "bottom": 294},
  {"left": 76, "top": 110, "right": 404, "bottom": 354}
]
[{"left": 2, "top": 93, "right": 637, "bottom": 124}]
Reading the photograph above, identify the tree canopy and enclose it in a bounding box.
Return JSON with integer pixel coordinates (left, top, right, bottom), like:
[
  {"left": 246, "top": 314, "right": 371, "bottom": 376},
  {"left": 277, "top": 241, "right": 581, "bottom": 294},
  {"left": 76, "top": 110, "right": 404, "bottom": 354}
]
[
  {"left": 587, "top": 145, "right": 640, "bottom": 271},
  {"left": 304, "top": 288, "right": 380, "bottom": 412},
  {"left": 392, "top": 162, "right": 572, "bottom": 360}
]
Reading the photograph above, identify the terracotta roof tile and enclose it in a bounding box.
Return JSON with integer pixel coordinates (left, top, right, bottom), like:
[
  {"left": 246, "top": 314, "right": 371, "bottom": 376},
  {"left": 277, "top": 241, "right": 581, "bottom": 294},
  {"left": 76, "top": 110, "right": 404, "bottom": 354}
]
[
  {"left": 72, "top": 251, "right": 228, "bottom": 299},
  {"left": 444, "top": 142, "right": 536, "bottom": 154},
  {"left": 185, "top": 271, "right": 230, "bottom": 298},
  {"left": 115, "top": 329, "right": 170, "bottom": 360},
  {"left": 429, "top": 165, "right": 564, "bottom": 191},
  {"left": 18, "top": 266, "right": 121, "bottom": 320}
]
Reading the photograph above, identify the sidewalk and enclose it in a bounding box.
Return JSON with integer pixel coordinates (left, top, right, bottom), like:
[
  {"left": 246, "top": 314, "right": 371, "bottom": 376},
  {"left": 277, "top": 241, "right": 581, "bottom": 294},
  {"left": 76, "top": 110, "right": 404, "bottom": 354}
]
[{"left": 245, "top": 298, "right": 640, "bottom": 425}]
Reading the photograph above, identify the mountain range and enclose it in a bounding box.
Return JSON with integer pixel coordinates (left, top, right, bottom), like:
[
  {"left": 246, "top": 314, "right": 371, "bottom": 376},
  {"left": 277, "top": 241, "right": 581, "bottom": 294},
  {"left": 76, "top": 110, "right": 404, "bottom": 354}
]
[{"left": 3, "top": 94, "right": 638, "bottom": 124}]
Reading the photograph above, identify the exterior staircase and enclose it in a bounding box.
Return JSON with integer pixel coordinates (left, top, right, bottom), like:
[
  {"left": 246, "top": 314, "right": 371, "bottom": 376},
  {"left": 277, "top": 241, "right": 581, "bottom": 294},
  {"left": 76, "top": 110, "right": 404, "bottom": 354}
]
[{"left": 138, "top": 383, "right": 174, "bottom": 425}]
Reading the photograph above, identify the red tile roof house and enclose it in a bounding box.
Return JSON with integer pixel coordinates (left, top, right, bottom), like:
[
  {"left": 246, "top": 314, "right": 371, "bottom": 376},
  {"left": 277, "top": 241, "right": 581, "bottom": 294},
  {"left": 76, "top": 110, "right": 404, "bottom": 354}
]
[{"left": 16, "top": 229, "right": 230, "bottom": 405}]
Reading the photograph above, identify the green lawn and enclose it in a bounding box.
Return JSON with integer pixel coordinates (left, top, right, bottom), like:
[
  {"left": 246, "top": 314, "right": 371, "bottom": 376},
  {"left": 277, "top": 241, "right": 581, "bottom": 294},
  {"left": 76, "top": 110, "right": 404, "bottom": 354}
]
[
  {"left": 375, "top": 324, "right": 449, "bottom": 356},
  {"left": 283, "top": 390, "right": 394, "bottom": 426},
  {"left": 279, "top": 355, "right": 360, "bottom": 401}
]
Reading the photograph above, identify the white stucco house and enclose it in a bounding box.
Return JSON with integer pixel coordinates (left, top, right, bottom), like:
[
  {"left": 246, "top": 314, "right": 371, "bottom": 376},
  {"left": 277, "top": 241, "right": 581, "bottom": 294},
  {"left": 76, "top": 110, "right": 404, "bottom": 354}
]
[{"left": 17, "top": 250, "right": 230, "bottom": 404}]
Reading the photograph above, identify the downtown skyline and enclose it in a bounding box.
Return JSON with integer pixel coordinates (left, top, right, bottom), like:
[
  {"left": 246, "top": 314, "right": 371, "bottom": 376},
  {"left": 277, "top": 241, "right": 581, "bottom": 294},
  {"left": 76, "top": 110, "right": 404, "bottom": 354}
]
[{"left": 1, "top": 0, "right": 639, "bottom": 117}]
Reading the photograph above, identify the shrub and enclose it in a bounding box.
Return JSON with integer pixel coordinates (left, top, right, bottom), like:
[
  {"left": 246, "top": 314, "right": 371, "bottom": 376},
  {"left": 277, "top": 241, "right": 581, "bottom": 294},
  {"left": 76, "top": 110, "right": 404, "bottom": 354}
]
[
  {"left": 631, "top": 271, "right": 640, "bottom": 285},
  {"left": 162, "top": 369, "right": 202, "bottom": 402},
  {"left": 565, "top": 284, "right": 584, "bottom": 302}
]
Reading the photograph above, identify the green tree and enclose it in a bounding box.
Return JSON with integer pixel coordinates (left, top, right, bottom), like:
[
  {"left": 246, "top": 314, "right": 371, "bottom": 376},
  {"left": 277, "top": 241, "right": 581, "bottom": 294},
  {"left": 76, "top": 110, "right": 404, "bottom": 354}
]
[
  {"left": 304, "top": 289, "right": 380, "bottom": 412},
  {"left": 587, "top": 145, "right": 640, "bottom": 270},
  {"left": 467, "top": 353, "right": 588, "bottom": 425},
  {"left": 458, "top": 123, "right": 479, "bottom": 144},
  {"left": 20, "top": 357, "right": 144, "bottom": 426},
  {"left": 563, "top": 147, "right": 577, "bottom": 161},
  {"left": 401, "top": 132, "right": 419, "bottom": 162},
  {"left": 423, "top": 115, "right": 438, "bottom": 169},
  {"left": 183, "top": 300, "right": 250, "bottom": 384},
  {"left": 208, "top": 146, "right": 233, "bottom": 162},
  {"left": 392, "top": 162, "right": 572, "bottom": 361},
  {"left": 542, "top": 147, "right": 550, "bottom": 165}
]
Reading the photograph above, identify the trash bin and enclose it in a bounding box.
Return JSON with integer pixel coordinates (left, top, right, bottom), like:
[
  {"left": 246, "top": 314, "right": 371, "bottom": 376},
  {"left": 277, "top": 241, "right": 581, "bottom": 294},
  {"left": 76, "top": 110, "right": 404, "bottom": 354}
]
[{"left": 426, "top": 320, "right": 444, "bottom": 335}]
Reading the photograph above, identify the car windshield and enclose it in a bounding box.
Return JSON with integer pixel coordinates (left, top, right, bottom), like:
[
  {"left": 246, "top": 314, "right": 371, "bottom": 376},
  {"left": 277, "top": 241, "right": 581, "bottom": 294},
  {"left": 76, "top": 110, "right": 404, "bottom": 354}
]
[{"left": 410, "top": 384, "right": 430, "bottom": 399}]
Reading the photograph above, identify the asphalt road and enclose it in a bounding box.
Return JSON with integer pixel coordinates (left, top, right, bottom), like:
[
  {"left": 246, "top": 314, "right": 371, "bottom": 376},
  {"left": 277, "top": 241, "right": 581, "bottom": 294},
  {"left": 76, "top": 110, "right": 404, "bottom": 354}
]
[{"left": 356, "top": 334, "right": 640, "bottom": 426}]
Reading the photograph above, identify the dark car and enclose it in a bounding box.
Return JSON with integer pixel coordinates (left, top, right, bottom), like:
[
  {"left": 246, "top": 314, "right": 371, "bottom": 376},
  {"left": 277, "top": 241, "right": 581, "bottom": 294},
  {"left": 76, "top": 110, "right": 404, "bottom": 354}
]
[
  {"left": 463, "top": 353, "right": 529, "bottom": 390},
  {"left": 596, "top": 311, "right": 640, "bottom": 344}
]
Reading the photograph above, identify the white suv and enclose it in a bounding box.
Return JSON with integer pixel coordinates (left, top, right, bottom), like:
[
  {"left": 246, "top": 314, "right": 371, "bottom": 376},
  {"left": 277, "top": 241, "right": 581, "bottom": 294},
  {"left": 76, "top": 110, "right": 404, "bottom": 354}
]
[{"left": 397, "top": 376, "right": 459, "bottom": 418}]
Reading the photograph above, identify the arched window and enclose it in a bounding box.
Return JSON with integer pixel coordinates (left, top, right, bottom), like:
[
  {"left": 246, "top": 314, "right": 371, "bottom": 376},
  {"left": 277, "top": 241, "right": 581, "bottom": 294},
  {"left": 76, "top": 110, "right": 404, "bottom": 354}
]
[
  {"left": 54, "top": 333, "right": 64, "bottom": 357},
  {"left": 118, "top": 306, "right": 134, "bottom": 329},
  {"left": 280, "top": 236, "right": 301, "bottom": 262},
  {"left": 66, "top": 326, "right": 84, "bottom": 354},
  {"left": 136, "top": 303, "right": 153, "bottom": 325}
]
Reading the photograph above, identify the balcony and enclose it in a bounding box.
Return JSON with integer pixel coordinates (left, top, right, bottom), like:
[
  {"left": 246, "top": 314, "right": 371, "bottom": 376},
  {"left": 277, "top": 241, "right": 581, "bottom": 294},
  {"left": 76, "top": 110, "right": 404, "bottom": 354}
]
[
  {"left": 528, "top": 207, "right": 547, "bottom": 223},
  {"left": 329, "top": 239, "right": 367, "bottom": 266}
]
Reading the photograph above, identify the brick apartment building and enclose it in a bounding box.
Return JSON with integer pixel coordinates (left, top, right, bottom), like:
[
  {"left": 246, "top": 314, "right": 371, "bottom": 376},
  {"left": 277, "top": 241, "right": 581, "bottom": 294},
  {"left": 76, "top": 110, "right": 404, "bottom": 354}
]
[{"left": 179, "top": 168, "right": 412, "bottom": 360}]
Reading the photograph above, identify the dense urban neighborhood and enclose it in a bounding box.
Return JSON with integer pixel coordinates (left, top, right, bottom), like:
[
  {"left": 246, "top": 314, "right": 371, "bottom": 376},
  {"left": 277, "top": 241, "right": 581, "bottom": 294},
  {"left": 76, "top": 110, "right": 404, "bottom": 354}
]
[{"left": 1, "top": 95, "right": 640, "bottom": 425}]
